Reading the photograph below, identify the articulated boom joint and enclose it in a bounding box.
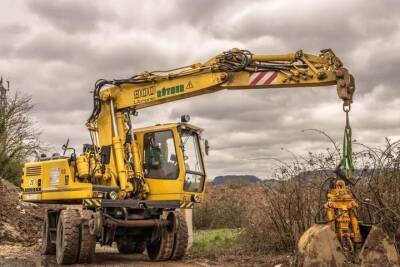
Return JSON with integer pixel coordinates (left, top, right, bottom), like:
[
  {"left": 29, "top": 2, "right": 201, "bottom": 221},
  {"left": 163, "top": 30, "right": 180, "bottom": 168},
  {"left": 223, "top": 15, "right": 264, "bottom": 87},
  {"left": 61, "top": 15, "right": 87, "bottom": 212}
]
[{"left": 336, "top": 67, "right": 355, "bottom": 108}]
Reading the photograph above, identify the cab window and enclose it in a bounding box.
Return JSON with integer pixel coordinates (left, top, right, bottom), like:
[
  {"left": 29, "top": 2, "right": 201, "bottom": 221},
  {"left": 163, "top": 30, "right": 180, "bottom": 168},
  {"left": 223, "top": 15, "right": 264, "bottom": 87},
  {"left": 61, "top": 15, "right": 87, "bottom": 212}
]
[
  {"left": 181, "top": 130, "right": 205, "bottom": 192},
  {"left": 143, "top": 130, "right": 179, "bottom": 179}
]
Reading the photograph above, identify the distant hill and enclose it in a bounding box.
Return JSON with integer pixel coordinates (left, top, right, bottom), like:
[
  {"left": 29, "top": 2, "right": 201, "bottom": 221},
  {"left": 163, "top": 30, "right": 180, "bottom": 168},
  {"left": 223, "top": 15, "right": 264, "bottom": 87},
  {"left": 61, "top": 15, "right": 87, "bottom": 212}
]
[
  {"left": 210, "top": 169, "right": 365, "bottom": 187},
  {"left": 211, "top": 175, "right": 261, "bottom": 186},
  {"left": 292, "top": 170, "right": 335, "bottom": 181}
]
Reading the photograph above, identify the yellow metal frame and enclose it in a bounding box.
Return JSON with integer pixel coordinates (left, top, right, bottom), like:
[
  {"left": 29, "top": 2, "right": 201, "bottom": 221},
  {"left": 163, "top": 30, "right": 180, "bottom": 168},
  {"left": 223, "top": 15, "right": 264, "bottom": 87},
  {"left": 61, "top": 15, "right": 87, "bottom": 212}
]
[{"left": 21, "top": 159, "right": 92, "bottom": 202}]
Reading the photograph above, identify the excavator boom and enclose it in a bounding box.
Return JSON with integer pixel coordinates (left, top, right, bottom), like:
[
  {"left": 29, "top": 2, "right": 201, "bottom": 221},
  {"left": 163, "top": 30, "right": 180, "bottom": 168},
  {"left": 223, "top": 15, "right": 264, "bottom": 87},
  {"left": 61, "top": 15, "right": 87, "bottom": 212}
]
[{"left": 87, "top": 49, "right": 354, "bottom": 127}]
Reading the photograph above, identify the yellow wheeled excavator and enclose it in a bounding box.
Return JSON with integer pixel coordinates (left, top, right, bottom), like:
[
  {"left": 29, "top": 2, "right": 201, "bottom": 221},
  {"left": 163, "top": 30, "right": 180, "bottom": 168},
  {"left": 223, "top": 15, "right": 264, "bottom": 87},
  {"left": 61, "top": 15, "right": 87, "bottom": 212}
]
[{"left": 19, "top": 48, "right": 397, "bottom": 265}]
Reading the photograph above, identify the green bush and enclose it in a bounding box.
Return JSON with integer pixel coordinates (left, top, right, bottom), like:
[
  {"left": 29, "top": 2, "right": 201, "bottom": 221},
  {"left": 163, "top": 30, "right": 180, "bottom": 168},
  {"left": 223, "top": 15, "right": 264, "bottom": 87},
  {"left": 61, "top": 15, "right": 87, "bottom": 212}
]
[{"left": 0, "top": 158, "right": 23, "bottom": 185}]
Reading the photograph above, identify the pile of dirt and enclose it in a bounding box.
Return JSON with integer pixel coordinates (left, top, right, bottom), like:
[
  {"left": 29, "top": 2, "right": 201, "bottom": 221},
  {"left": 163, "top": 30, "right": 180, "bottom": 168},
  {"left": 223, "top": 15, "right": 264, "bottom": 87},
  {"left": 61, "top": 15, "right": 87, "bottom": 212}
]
[{"left": 0, "top": 178, "right": 44, "bottom": 246}]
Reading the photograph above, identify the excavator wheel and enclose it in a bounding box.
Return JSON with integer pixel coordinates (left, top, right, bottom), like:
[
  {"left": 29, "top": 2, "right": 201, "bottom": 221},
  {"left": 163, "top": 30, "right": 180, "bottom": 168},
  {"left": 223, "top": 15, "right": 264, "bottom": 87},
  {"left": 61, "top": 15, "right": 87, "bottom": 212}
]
[
  {"left": 147, "top": 213, "right": 175, "bottom": 261},
  {"left": 41, "top": 212, "right": 56, "bottom": 255},
  {"left": 116, "top": 237, "right": 146, "bottom": 254},
  {"left": 298, "top": 224, "right": 399, "bottom": 267},
  {"left": 170, "top": 210, "right": 189, "bottom": 260},
  {"left": 56, "top": 209, "right": 81, "bottom": 265},
  {"left": 77, "top": 210, "right": 96, "bottom": 264}
]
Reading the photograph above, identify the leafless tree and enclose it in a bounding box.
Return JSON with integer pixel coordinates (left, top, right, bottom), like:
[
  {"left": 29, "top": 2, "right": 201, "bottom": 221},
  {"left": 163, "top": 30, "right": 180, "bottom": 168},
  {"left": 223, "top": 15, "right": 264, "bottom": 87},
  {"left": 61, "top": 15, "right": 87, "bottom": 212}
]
[{"left": 0, "top": 79, "right": 41, "bottom": 184}]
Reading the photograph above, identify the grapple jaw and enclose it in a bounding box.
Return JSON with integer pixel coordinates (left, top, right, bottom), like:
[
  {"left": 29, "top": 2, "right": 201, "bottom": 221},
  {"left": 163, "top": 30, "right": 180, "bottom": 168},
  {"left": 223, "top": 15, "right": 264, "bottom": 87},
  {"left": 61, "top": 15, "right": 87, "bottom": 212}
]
[
  {"left": 298, "top": 224, "right": 346, "bottom": 267},
  {"left": 356, "top": 225, "right": 399, "bottom": 266},
  {"left": 298, "top": 224, "right": 399, "bottom": 267}
]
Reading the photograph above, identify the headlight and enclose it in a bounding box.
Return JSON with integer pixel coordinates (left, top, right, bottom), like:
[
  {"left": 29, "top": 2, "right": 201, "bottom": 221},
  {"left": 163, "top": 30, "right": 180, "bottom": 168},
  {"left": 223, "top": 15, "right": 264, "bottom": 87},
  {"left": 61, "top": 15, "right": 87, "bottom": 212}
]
[
  {"left": 192, "top": 194, "right": 201, "bottom": 203},
  {"left": 109, "top": 191, "right": 118, "bottom": 200}
]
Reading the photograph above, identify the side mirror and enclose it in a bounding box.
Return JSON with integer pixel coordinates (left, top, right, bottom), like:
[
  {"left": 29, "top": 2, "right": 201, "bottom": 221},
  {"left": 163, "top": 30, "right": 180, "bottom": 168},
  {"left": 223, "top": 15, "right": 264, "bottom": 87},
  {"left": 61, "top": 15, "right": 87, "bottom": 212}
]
[{"left": 205, "top": 140, "right": 210, "bottom": 156}]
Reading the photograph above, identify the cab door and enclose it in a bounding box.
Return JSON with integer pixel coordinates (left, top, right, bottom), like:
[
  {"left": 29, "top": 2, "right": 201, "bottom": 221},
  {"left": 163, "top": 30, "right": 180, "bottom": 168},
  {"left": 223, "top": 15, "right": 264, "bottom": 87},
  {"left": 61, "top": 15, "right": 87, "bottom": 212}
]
[{"left": 137, "top": 127, "right": 186, "bottom": 201}]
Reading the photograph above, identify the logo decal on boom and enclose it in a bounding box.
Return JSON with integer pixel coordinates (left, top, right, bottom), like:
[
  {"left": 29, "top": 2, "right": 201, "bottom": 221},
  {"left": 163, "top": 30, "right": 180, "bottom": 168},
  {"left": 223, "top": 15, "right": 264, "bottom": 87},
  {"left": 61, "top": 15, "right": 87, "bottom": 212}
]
[
  {"left": 134, "top": 86, "right": 156, "bottom": 99},
  {"left": 157, "top": 84, "right": 184, "bottom": 97}
]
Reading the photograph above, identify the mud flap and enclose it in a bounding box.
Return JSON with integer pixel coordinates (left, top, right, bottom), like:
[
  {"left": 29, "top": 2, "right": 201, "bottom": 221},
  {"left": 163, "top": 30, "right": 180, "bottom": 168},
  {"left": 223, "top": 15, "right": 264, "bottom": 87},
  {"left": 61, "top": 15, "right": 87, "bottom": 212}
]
[
  {"left": 298, "top": 224, "right": 347, "bottom": 267},
  {"left": 356, "top": 225, "right": 399, "bottom": 266}
]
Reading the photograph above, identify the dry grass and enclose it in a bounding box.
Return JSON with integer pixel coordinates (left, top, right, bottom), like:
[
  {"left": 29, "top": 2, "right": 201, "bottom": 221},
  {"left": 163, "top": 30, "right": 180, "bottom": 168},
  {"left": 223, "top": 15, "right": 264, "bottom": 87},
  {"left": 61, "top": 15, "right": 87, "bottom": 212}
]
[
  {"left": 194, "top": 185, "right": 266, "bottom": 230},
  {"left": 194, "top": 138, "right": 400, "bottom": 253}
]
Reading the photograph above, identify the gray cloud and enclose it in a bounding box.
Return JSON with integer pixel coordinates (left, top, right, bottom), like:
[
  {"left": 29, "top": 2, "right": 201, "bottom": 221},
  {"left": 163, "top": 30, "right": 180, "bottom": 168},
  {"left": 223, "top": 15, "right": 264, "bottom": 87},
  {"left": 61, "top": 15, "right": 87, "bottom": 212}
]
[
  {"left": 14, "top": 32, "right": 93, "bottom": 64},
  {"left": 1, "top": 0, "right": 399, "bottom": 179},
  {"left": 27, "top": 0, "right": 115, "bottom": 34},
  {"left": 0, "top": 24, "right": 29, "bottom": 35},
  {"left": 0, "top": 24, "right": 30, "bottom": 57}
]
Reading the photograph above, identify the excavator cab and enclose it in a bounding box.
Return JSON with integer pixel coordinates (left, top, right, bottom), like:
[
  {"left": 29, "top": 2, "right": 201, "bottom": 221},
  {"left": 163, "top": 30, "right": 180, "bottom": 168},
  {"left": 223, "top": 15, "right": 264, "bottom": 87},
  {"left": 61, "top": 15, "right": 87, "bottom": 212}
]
[
  {"left": 21, "top": 120, "right": 207, "bottom": 206},
  {"left": 135, "top": 121, "right": 206, "bottom": 206}
]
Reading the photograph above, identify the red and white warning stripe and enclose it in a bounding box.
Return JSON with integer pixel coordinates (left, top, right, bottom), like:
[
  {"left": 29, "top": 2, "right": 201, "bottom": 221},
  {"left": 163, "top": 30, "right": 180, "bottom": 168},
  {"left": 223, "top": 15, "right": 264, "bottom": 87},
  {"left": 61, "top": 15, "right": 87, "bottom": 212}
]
[{"left": 249, "top": 71, "right": 278, "bottom": 86}]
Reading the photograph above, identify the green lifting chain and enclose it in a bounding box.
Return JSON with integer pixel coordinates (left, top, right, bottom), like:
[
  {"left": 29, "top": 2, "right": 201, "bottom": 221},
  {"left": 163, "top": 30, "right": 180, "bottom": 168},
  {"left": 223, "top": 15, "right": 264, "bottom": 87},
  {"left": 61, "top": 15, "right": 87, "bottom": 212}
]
[{"left": 336, "top": 105, "right": 354, "bottom": 184}]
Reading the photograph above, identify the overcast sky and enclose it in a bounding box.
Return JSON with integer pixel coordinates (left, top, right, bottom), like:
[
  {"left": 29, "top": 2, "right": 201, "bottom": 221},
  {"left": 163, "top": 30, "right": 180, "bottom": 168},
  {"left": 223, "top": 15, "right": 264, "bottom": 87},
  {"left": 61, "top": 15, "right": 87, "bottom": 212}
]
[{"left": 1, "top": 0, "right": 400, "bottom": 179}]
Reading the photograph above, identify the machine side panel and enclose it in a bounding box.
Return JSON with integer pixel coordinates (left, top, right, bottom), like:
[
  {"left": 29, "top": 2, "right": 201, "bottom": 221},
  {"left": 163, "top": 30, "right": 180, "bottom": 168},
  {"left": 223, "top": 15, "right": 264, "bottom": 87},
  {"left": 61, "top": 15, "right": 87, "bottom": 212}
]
[{"left": 21, "top": 159, "right": 93, "bottom": 202}]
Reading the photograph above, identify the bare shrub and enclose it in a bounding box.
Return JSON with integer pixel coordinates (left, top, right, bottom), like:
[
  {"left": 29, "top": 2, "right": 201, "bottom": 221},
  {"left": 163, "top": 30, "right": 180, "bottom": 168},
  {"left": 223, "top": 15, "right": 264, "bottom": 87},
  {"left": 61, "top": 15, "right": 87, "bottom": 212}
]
[
  {"left": 194, "top": 184, "right": 265, "bottom": 229},
  {"left": 244, "top": 139, "right": 400, "bottom": 252},
  {"left": 194, "top": 135, "right": 400, "bottom": 253},
  {"left": 0, "top": 80, "right": 41, "bottom": 184},
  {"left": 352, "top": 139, "right": 400, "bottom": 246},
  {"left": 240, "top": 157, "right": 332, "bottom": 251}
]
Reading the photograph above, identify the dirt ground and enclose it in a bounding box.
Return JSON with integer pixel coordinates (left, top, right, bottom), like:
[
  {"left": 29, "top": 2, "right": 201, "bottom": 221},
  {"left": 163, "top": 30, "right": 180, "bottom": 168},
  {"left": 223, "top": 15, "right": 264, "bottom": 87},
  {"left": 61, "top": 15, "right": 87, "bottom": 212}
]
[
  {"left": 0, "top": 244, "right": 292, "bottom": 267},
  {"left": 0, "top": 179, "right": 44, "bottom": 246},
  {"left": 0, "top": 244, "right": 207, "bottom": 267}
]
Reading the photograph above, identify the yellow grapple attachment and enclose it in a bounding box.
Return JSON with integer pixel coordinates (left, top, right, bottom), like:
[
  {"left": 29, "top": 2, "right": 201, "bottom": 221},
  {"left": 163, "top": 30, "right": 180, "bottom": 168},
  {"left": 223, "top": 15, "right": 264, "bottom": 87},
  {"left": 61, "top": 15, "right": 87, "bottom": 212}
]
[{"left": 298, "top": 180, "right": 399, "bottom": 266}]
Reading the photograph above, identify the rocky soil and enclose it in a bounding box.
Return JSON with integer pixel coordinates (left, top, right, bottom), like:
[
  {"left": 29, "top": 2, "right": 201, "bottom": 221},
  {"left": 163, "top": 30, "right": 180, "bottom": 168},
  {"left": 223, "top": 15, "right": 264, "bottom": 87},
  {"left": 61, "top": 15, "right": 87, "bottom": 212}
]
[{"left": 0, "top": 179, "right": 44, "bottom": 246}]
